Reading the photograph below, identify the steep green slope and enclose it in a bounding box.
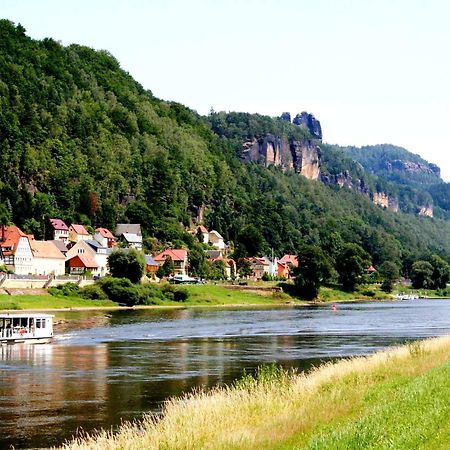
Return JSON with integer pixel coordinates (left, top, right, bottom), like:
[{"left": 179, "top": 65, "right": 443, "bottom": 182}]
[{"left": 1, "top": 20, "right": 450, "bottom": 272}]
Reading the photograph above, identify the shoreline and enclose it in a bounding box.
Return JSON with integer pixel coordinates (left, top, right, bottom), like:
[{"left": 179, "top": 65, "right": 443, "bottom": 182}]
[{"left": 2, "top": 296, "right": 443, "bottom": 314}]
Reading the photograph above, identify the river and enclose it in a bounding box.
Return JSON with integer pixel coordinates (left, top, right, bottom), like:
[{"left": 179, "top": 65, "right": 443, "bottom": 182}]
[{"left": 1, "top": 299, "right": 449, "bottom": 449}]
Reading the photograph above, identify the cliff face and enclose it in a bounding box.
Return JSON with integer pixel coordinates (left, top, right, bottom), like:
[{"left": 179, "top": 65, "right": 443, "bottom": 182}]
[
  {"left": 419, "top": 205, "right": 433, "bottom": 217},
  {"left": 373, "top": 192, "right": 399, "bottom": 212},
  {"left": 241, "top": 135, "right": 321, "bottom": 180},
  {"left": 320, "top": 171, "right": 369, "bottom": 194},
  {"left": 385, "top": 159, "right": 440, "bottom": 178}
]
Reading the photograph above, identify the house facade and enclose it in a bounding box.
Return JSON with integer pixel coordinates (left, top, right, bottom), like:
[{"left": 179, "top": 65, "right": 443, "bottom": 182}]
[
  {"left": 94, "top": 228, "right": 116, "bottom": 248},
  {"left": 208, "top": 230, "right": 226, "bottom": 251},
  {"left": 154, "top": 249, "right": 188, "bottom": 276},
  {"left": 66, "top": 240, "right": 110, "bottom": 276},
  {"left": 49, "top": 218, "right": 69, "bottom": 243},
  {"left": 68, "top": 224, "right": 92, "bottom": 243},
  {"left": 30, "top": 240, "right": 65, "bottom": 275},
  {"left": 0, "top": 226, "right": 34, "bottom": 275}
]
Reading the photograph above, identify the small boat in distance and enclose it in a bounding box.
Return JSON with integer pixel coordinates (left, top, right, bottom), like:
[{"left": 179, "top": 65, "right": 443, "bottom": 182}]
[{"left": 0, "top": 313, "right": 54, "bottom": 344}]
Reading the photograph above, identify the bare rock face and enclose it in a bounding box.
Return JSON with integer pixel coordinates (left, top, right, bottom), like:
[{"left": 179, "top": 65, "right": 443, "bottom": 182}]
[
  {"left": 241, "top": 135, "right": 321, "bottom": 180},
  {"left": 385, "top": 160, "right": 441, "bottom": 177},
  {"left": 293, "top": 112, "right": 322, "bottom": 140},
  {"left": 419, "top": 204, "right": 433, "bottom": 217},
  {"left": 321, "top": 171, "right": 369, "bottom": 194},
  {"left": 290, "top": 140, "right": 321, "bottom": 180},
  {"left": 373, "top": 192, "right": 399, "bottom": 212}
]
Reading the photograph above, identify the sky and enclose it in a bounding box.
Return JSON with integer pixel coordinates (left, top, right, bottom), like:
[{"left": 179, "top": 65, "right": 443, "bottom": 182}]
[{"left": 3, "top": 0, "right": 450, "bottom": 179}]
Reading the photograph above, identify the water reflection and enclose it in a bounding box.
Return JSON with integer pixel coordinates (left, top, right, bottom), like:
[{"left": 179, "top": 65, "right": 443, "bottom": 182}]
[{"left": 1, "top": 300, "right": 449, "bottom": 449}]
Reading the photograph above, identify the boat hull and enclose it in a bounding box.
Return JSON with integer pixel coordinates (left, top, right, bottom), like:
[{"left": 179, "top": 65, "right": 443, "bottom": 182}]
[{"left": 0, "top": 337, "right": 52, "bottom": 345}]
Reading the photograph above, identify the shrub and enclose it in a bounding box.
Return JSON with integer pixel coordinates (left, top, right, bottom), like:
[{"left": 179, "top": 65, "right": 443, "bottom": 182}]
[
  {"left": 80, "top": 284, "right": 108, "bottom": 300},
  {"left": 97, "top": 277, "right": 140, "bottom": 306},
  {"left": 48, "top": 283, "right": 80, "bottom": 297},
  {"left": 173, "top": 288, "right": 189, "bottom": 302}
]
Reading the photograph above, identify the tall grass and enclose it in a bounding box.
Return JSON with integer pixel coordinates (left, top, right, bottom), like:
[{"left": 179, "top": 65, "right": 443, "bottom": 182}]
[{"left": 60, "top": 336, "right": 450, "bottom": 450}]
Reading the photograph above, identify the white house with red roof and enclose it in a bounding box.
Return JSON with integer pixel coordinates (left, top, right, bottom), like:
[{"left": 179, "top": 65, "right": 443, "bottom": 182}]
[
  {"left": 49, "top": 218, "right": 69, "bottom": 243},
  {"left": 154, "top": 249, "right": 188, "bottom": 275},
  {"left": 94, "top": 228, "right": 116, "bottom": 248},
  {"left": 0, "top": 225, "right": 34, "bottom": 275},
  {"left": 68, "top": 224, "right": 92, "bottom": 243}
]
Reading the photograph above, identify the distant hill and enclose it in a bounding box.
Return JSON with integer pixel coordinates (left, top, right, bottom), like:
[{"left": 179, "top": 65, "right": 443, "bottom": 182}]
[{"left": 1, "top": 19, "right": 450, "bottom": 275}]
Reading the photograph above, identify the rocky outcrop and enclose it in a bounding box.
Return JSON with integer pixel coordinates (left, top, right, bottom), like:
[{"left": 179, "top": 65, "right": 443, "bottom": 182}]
[
  {"left": 385, "top": 160, "right": 440, "bottom": 177},
  {"left": 321, "top": 171, "right": 369, "bottom": 194},
  {"left": 241, "top": 135, "right": 321, "bottom": 180},
  {"left": 373, "top": 192, "right": 399, "bottom": 212},
  {"left": 293, "top": 112, "right": 322, "bottom": 140},
  {"left": 419, "top": 204, "right": 433, "bottom": 217}
]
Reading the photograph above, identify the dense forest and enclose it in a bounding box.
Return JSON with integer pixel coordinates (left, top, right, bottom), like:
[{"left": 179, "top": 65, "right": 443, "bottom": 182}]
[{"left": 1, "top": 20, "right": 450, "bottom": 278}]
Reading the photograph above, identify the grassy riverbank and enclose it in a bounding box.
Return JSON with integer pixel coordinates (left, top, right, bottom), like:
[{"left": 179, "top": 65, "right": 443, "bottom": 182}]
[
  {"left": 61, "top": 335, "right": 450, "bottom": 450},
  {"left": 0, "top": 285, "right": 295, "bottom": 311}
]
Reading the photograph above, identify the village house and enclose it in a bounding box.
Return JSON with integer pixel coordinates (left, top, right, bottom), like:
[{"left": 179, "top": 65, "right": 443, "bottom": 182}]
[
  {"left": 208, "top": 230, "right": 226, "bottom": 252},
  {"left": 197, "top": 225, "right": 209, "bottom": 244},
  {"left": 115, "top": 223, "right": 142, "bottom": 237},
  {"left": 94, "top": 227, "right": 116, "bottom": 248},
  {"left": 49, "top": 218, "right": 69, "bottom": 244},
  {"left": 144, "top": 255, "right": 159, "bottom": 275},
  {"left": 65, "top": 240, "right": 110, "bottom": 276},
  {"left": 247, "top": 257, "right": 270, "bottom": 279},
  {"left": 30, "top": 240, "right": 65, "bottom": 276},
  {"left": 154, "top": 249, "right": 188, "bottom": 276},
  {"left": 277, "top": 261, "right": 290, "bottom": 279},
  {"left": 0, "top": 225, "right": 34, "bottom": 275},
  {"left": 68, "top": 224, "right": 91, "bottom": 243},
  {"left": 207, "top": 254, "right": 236, "bottom": 280},
  {"left": 279, "top": 254, "right": 298, "bottom": 268},
  {"left": 119, "top": 233, "right": 143, "bottom": 250},
  {"left": 66, "top": 253, "right": 98, "bottom": 275},
  {"left": 49, "top": 240, "right": 69, "bottom": 257}
]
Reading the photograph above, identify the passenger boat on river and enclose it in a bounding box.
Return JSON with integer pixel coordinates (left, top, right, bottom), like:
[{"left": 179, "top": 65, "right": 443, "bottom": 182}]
[{"left": 0, "top": 313, "right": 54, "bottom": 344}]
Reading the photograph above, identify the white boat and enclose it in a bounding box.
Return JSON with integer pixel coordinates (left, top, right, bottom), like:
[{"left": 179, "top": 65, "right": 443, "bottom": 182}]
[{"left": 0, "top": 313, "right": 54, "bottom": 344}]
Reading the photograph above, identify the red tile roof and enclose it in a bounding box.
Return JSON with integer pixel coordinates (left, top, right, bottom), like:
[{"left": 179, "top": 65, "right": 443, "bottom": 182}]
[
  {"left": 96, "top": 227, "right": 115, "bottom": 239},
  {"left": 0, "top": 225, "right": 29, "bottom": 255},
  {"left": 67, "top": 254, "right": 98, "bottom": 268},
  {"left": 70, "top": 224, "right": 90, "bottom": 235},
  {"left": 154, "top": 249, "right": 188, "bottom": 262},
  {"left": 198, "top": 225, "right": 208, "bottom": 233},
  {"left": 49, "top": 218, "right": 69, "bottom": 231},
  {"left": 279, "top": 254, "right": 298, "bottom": 267}
]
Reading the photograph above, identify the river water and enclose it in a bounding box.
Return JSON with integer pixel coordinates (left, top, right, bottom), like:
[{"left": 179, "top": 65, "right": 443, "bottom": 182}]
[{"left": 1, "top": 299, "right": 449, "bottom": 449}]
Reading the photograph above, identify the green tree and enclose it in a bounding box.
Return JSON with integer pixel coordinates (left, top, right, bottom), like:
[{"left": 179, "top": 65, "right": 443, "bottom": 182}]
[
  {"left": 410, "top": 260, "right": 434, "bottom": 289},
  {"left": 161, "top": 256, "right": 176, "bottom": 277},
  {"left": 188, "top": 244, "right": 208, "bottom": 278},
  {"left": 237, "top": 258, "right": 253, "bottom": 278},
  {"left": 107, "top": 249, "right": 145, "bottom": 284},
  {"left": 293, "top": 244, "right": 332, "bottom": 300},
  {"left": 208, "top": 260, "right": 226, "bottom": 280},
  {"left": 378, "top": 261, "right": 400, "bottom": 293},
  {"left": 428, "top": 255, "right": 450, "bottom": 289},
  {"left": 336, "top": 243, "right": 370, "bottom": 291}
]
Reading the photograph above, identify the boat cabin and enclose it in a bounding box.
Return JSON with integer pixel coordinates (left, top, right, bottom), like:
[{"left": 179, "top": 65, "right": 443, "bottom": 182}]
[{"left": 0, "top": 314, "right": 54, "bottom": 344}]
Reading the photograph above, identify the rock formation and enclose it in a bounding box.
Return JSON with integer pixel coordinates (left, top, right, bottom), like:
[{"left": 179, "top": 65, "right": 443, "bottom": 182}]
[
  {"left": 372, "top": 192, "right": 399, "bottom": 212},
  {"left": 419, "top": 204, "right": 433, "bottom": 217},
  {"left": 320, "top": 171, "right": 369, "bottom": 194},
  {"left": 385, "top": 159, "right": 440, "bottom": 177},
  {"left": 241, "top": 135, "right": 321, "bottom": 181},
  {"left": 293, "top": 112, "right": 322, "bottom": 140}
]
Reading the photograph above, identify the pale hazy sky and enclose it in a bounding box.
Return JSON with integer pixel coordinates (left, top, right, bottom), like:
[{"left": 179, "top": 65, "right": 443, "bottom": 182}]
[{"left": 3, "top": 0, "right": 450, "bottom": 179}]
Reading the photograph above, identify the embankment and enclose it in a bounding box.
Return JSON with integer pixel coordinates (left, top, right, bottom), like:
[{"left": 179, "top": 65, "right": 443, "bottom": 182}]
[{"left": 60, "top": 335, "right": 450, "bottom": 450}]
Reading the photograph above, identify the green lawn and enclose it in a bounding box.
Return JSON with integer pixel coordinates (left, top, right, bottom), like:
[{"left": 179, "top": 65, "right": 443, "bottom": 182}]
[
  {"left": 0, "top": 294, "right": 116, "bottom": 310},
  {"left": 181, "top": 284, "right": 295, "bottom": 306}
]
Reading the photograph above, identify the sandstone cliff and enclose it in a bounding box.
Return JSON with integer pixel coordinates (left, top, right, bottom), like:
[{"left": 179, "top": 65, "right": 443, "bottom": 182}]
[
  {"left": 373, "top": 192, "right": 399, "bottom": 212},
  {"left": 241, "top": 135, "right": 321, "bottom": 180}
]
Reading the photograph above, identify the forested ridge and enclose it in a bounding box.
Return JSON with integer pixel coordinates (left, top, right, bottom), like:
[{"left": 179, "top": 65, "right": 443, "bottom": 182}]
[{"left": 1, "top": 20, "right": 450, "bottom": 275}]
